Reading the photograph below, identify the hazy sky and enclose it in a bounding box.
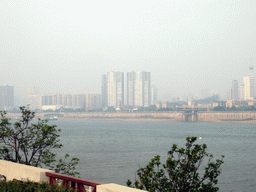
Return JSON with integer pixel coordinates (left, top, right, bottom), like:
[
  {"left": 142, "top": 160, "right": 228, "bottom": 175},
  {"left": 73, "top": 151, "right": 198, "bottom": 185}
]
[{"left": 1, "top": 0, "right": 256, "bottom": 104}]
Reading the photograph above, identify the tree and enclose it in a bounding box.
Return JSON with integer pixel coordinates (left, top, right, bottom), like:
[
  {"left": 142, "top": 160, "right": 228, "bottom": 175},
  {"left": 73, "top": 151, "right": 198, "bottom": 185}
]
[
  {"left": 127, "top": 137, "right": 224, "bottom": 192},
  {"left": 0, "top": 106, "right": 79, "bottom": 176}
]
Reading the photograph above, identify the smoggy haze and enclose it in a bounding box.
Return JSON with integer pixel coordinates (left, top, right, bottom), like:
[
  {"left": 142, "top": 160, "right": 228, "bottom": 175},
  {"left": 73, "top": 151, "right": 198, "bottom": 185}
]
[{"left": 1, "top": 0, "right": 256, "bottom": 105}]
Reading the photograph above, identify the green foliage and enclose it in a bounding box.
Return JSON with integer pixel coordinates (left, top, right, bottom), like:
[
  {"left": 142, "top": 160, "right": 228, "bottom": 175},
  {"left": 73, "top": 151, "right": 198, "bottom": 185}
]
[
  {"left": 0, "top": 180, "right": 76, "bottom": 192},
  {"left": 127, "top": 137, "right": 224, "bottom": 192},
  {"left": 54, "top": 154, "right": 80, "bottom": 177},
  {"left": 0, "top": 106, "right": 79, "bottom": 176}
]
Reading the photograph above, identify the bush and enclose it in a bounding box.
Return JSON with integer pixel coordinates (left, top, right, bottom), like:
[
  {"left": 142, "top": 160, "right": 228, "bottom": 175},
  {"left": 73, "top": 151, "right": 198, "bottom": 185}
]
[
  {"left": 127, "top": 137, "right": 224, "bottom": 192},
  {"left": 0, "top": 180, "right": 76, "bottom": 192}
]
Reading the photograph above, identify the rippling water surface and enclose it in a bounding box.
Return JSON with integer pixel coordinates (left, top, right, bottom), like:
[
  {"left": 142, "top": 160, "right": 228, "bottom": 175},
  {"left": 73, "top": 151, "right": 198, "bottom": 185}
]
[{"left": 49, "top": 120, "right": 256, "bottom": 192}]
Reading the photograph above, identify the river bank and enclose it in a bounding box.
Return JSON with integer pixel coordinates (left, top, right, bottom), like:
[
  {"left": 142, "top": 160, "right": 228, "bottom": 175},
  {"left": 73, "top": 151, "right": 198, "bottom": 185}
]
[
  {"left": 57, "top": 117, "right": 256, "bottom": 124},
  {"left": 6, "top": 111, "right": 256, "bottom": 124}
]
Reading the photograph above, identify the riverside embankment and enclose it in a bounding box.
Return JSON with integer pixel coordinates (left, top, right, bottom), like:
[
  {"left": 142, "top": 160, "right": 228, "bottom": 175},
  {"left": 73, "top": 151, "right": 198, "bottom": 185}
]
[{"left": 6, "top": 111, "right": 256, "bottom": 123}]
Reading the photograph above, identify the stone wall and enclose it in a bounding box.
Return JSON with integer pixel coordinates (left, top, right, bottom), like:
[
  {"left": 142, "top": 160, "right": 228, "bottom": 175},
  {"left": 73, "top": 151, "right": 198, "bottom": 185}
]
[
  {"left": 0, "top": 159, "right": 54, "bottom": 182},
  {"left": 97, "top": 183, "right": 147, "bottom": 192}
]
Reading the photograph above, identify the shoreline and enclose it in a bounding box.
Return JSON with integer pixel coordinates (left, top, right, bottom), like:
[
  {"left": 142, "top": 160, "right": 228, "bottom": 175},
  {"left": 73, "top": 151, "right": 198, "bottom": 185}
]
[{"left": 56, "top": 117, "right": 256, "bottom": 124}]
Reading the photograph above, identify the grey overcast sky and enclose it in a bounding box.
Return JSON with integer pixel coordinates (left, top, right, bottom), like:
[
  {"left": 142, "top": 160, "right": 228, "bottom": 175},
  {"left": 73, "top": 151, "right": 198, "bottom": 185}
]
[{"left": 1, "top": 0, "right": 256, "bottom": 104}]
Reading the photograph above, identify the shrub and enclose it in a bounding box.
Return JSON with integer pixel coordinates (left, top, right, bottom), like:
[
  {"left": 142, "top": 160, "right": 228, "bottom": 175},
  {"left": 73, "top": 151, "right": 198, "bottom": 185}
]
[
  {"left": 0, "top": 180, "right": 76, "bottom": 192},
  {"left": 127, "top": 137, "right": 224, "bottom": 192}
]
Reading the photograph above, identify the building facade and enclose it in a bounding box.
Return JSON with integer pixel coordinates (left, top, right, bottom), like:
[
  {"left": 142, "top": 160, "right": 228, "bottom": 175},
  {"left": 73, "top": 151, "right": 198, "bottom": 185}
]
[
  {"left": 86, "top": 93, "right": 101, "bottom": 110},
  {"left": 151, "top": 86, "right": 157, "bottom": 105},
  {"left": 0, "top": 85, "right": 14, "bottom": 110},
  {"left": 101, "top": 74, "right": 108, "bottom": 108},
  {"left": 39, "top": 92, "right": 86, "bottom": 110},
  {"left": 28, "top": 94, "right": 42, "bottom": 110},
  {"left": 231, "top": 80, "right": 239, "bottom": 100},
  {"left": 102, "top": 71, "right": 124, "bottom": 107},
  {"left": 28, "top": 87, "right": 42, "bottom": 110},
  {"left": 127, "top": 71, "right": 151, "bottom": 107},
  {"left": 127, "top": 72, "right": 136, "bottom": 106},
  {"left": 41, "top": 95, "right": 53, "bottom": 106},
  {"left": 243, "top": 66, "right": 255, "bottom": 100}
]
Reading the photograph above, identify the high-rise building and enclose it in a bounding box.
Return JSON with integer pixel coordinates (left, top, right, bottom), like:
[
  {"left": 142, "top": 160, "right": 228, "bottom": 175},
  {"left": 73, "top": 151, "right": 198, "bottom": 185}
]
[
  {"left": 28, "top": 87, "right": 42, "bottom": 110},
  {"left": 101, "top": 74, "right": 108, "bottom": 107},
  {"left": 104, "top": 71, "right": 124, "bottom": 107},
  {"left": 86, "top": 93, "right": 101, "bottom": 110},
  {"left": 66, "top": 93, "right": 73, "bottom": 107},
  {"left": 72, "top": 93, "right": 78, "bottom": 108},
  {"left": 50, "top": 92, "right": 85, "bottom": 109},
  {"left": 127, "top": 71, "right": 151, "bottom": 107},
  {"left": 77, "top": 93, "right": 86, "bottom": 109},
  {"left": 127, "top": 72, "right": 136, "bottom": 106},
  {"left": 41, "top": 95, "right": 53, "bottom": 105},
  {"left": 230, "top": 80, "right": 239, "bottom": 100},
  {"left": 243, "top": 66, "right": 255, "bottom": 100},
  {"left": 0, "top": 85, "right": 14, "bottom": 110},
  {"left": 240, "top": 84, "right": 244, "bottom": 100},
  {"left": 52, "top": 93, "right": 63, "bottom": 106},
  {"left": 71, "top": 92, "right": 86, "bottom": 109},
  {"left": 151, "top": 86, "right": 157, "bottom": 105}
]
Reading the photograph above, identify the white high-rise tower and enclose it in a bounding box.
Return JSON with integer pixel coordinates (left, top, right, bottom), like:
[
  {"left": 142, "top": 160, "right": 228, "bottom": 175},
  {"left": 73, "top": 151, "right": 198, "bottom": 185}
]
[
  {"left": 106, "top": 71, "right": 124, "bottom": 107},
  {"left": 243, "top": 66, "right": 255, "bottom": 100},
  {"left": 127, "top": 71, "right": 151, "bottom": 107}
]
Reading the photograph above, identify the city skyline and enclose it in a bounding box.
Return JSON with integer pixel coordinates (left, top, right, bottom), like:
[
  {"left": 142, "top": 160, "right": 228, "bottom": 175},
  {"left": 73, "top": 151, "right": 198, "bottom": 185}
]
[{"left": 1, "top": 65, "right": 256, "bottom": 110}]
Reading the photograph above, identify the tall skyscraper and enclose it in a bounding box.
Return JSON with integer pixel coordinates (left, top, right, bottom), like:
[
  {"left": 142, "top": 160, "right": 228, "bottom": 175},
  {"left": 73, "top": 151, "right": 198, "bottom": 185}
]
[
  {"left": 127, "top": 71, "right": 151, "bottom": 107},
  {"left": 231, "top": 80, "right": 239, "bottom": 100},
  {"left": 0, "top": 85, "right": 14, "bottom": 110},
  {"left": 243, "top": 66, "right": 255, "bottom": 100},
  {"left": 127, "top": 72, "right": 136, "bottom": 106},
  {"left": 102, "top": 72, "right": 124, "bottom": 107},
  {"left": 106, "top": 71, "right": 124, "bottom": 107},
  {"left": 101, "top": 74, "right": 108, "bottom": 107}
]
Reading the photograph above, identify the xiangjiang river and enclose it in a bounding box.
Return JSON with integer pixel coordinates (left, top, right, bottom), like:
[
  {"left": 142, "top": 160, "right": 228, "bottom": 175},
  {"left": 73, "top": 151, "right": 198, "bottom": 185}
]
[{"left": 48, "top": 120, "right": 256, "bottom": 192}]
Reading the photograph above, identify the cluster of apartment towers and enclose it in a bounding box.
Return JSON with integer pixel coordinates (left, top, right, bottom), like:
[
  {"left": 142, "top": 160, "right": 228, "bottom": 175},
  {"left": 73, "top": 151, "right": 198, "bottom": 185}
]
[
  {"left": 102, "top": 71, "right": 156, "bottom": 108},
  {"left": 27, "top": 71, "right": 156, "bottom": 110},
  {"left": 230, "top": 66, "right": 256, "bottom": 100}
]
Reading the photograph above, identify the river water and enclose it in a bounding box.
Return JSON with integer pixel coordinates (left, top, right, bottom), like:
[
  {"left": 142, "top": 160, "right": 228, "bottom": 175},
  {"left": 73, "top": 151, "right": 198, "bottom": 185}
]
[{"left": 49, "top": 120, "right": 256, "bottom": 192}]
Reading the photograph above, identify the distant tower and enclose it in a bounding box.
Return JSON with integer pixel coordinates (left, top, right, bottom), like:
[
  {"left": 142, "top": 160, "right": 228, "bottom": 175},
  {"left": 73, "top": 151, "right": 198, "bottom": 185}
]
[
  {"left": 28, "top": 87, "right": 42, "bottom": 110},
  {"left": 231, "top": 80, "right": 239, "bottom": 100},
  {"left": 105, "top": 71, "right": 124, "bottom": 107},
  {"left": 243, "top": 66, "right": 255, "bottom": 100},
  {"left": 127, "top": 72, "right": 136, "bottom": 106},
  {"left": 151, "top": 86, "right": 157, "bottom": 105},
  {"left": 240, "top": 84, "right": 244, "bottom": 100},
  {"left": 101, "top": 74, "right": 108, "bottom": 107},
  {"left": 0, "top": 85, "right": 14, "bottom": 110},
  {"left": 86, "top": 93, "right": 101, "bottom": 110},
  {"left": 127, "top": 71, "right": 151, "bottom": 107}
]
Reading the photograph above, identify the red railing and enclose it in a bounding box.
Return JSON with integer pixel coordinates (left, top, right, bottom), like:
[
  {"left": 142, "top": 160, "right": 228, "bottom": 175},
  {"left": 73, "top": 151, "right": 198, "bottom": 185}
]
[{"left": 45, "top": 172, "right": 103, "bottom": 192}]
